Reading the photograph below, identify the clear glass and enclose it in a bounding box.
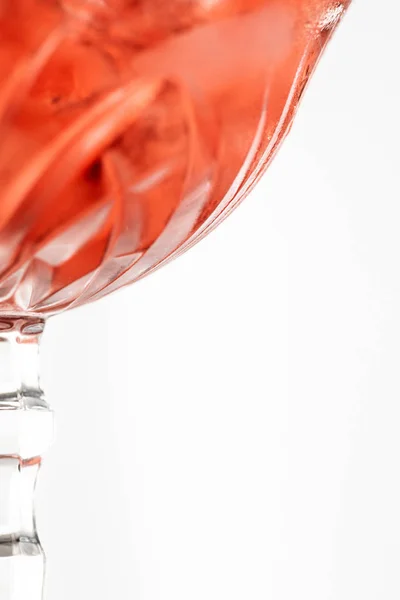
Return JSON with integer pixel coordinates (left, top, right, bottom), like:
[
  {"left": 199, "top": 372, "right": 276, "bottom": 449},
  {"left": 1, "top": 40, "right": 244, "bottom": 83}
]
[
  {"left": 0, "top": 0, "right": 351, "bottom": 596},
  {"left": 0, "top": 318, "right": 53, "bottom": 600}
]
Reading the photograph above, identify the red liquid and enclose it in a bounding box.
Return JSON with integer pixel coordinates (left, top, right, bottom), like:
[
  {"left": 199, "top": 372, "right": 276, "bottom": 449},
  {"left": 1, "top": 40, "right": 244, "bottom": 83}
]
[{"left": 0, "top": 0, "right": 350, "bottom": 316}]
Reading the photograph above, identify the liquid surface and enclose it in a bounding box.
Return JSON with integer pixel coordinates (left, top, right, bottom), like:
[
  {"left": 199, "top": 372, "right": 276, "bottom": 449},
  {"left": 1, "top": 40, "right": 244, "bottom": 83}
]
[{"left": 0, "top": 0, "right": 350, "bottom": 316}]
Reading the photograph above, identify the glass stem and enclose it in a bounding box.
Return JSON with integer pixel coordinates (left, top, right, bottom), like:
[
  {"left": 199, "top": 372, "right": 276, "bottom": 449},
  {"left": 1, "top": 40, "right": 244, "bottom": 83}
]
[{"left": 0, "top": 317, "right": 53, "bottom": 600}]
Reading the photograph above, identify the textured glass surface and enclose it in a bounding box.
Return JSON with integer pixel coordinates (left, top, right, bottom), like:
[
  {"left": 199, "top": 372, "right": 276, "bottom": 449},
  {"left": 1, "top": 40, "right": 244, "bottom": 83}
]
[
  {"left": 0, "top": 318, "right": 53, "bottom": 600},
  {"left": 0, "top": 2, "right": 352, "bottom": 598},
  {"left": 0, "top": 0, "right": 350, "bottom": 316}
]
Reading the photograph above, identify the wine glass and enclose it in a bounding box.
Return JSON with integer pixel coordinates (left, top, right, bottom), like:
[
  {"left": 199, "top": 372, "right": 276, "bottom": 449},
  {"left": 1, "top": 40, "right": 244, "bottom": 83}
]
[{"left": 0, "top": 1, "right": 351, "bottom": 597}]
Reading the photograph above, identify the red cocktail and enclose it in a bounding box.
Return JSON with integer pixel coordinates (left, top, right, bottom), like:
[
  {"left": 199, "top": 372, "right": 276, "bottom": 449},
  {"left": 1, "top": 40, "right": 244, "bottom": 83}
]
[
  {"left": 0, "top": 2, "right": 351, "bottom": 598},
  {"left": 0, "top": 0, "right": 349, "bottom": 315}
]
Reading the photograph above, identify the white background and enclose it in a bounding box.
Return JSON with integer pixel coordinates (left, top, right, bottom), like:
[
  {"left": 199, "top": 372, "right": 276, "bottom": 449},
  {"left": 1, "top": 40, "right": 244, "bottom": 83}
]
[{"left": 37, "top": 1, "right": 400, "bottom": 598}]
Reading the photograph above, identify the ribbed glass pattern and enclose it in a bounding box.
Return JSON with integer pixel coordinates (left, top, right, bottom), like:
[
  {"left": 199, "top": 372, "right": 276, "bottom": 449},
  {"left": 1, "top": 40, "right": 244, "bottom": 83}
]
[{"left": 0, "top": 0, "right": 350, "bottom": 316}]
